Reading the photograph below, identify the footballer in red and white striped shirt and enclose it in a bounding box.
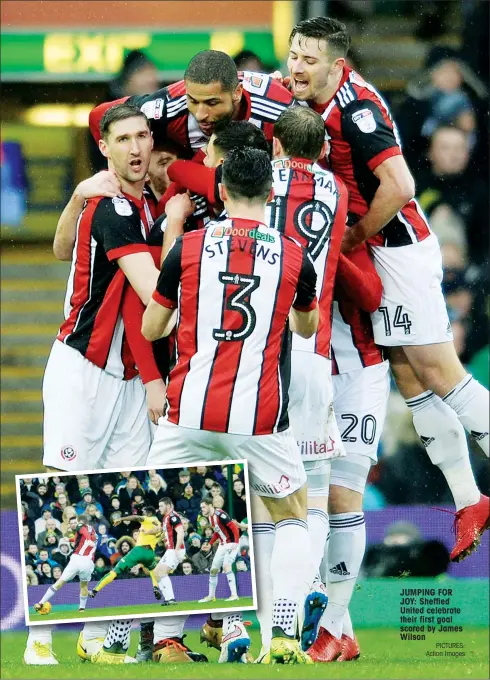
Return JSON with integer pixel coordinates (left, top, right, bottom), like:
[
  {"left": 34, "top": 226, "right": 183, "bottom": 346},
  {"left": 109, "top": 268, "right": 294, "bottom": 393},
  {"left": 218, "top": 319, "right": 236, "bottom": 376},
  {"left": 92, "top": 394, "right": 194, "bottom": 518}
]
[
  {"left": 199, "top": 497, "right": 243, "bottom": 602},
  {"left": 89, "top": 50, "right": 293, "bottom": 153},
  {"left": 34, "top": 515, "right": 96, "bottom": 615},
  {"left": 142, "top": 139, "right": 319, "bottom": 663}
]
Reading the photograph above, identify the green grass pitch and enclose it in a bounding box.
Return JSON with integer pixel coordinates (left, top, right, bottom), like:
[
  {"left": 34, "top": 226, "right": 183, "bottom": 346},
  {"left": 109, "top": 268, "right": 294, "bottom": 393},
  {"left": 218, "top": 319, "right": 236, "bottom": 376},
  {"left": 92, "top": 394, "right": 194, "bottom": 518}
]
[
  {"left": 29, "top": 597, "right": 255, "bottom": 622},
  {"left": 1, "top": 627, "right": 488, "bottom": 679}
]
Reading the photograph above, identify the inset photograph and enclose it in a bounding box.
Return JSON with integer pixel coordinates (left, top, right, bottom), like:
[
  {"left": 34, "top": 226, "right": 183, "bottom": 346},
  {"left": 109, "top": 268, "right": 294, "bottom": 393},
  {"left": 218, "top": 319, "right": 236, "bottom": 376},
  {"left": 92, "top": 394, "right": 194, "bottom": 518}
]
[{"left": 16, "top": 461, "right": 256, "bottom": 626}]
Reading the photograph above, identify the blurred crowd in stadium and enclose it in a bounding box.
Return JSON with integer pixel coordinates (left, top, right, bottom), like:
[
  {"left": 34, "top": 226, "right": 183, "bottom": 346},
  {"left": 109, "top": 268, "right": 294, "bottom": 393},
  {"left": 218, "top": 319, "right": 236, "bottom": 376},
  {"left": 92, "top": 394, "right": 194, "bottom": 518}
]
[{"left": 20, "top": 465, "right": 250, "bottom": 586}]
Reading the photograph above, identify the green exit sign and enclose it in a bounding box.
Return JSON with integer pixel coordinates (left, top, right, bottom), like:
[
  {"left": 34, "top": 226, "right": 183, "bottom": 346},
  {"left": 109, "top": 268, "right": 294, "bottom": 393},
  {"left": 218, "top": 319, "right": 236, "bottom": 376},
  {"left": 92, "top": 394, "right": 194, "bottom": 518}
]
[{"left": 1, "top": 31, "right": 278, "bottom": 81}]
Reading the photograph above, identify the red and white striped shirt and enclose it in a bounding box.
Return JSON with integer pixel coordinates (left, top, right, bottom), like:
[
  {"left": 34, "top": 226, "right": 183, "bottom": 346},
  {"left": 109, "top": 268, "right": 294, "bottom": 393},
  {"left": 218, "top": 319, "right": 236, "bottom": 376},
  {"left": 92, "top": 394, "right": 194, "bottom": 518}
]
[
  {"left": 265, "top": 158, "right": 347, "bottom": 358},
  {"left": 162, "top": 511, "right": 184, "bottom": 550},
  {"left": 209, "top": 509, "right": 240, "bottom": 545},
  {"left": 152, "top": 218, "right": 317, "bottom": 435},
  {"left": 331, "top": 245, "right": 384, "bottom": 374},
  {"left": 57, "top": 193, "right": 154, "bottom": 379},
  {"left": 72, "top": 524, "right": 96, "bottom": 560},
  {"left": 312, "top": 66, "right": 431, "bottom": 247},
  {"left": 89, "top": 72, "right": 293, "bottom": 151}
]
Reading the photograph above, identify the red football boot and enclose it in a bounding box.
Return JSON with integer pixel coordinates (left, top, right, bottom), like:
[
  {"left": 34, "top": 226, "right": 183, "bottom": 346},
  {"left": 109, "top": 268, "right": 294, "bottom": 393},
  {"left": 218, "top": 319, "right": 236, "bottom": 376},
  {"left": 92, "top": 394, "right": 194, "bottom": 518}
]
[
  {"left": 337, "top": 634, "right": 360, "bottom": 661},
  {"left": 450, "top": 494, "right": 490, "bottom": 562},
  {"left": 307, "top": 628, "right": 342, "bottom": 662}
]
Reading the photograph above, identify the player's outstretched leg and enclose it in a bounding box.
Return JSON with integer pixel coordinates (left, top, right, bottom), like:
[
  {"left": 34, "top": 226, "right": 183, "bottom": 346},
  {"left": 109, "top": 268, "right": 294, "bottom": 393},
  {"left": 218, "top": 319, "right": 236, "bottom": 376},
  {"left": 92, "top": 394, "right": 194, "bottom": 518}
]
[
  {"left": 89, "top": 569, "right": 117, "bottom": 598},
  {"left": 91, "top": 620, "right": 136, "bottom": 664},
  {"left": 149, "top": 569, "right": 162, "bottom": 600},
  {"left": 392, "top": 347, "right": 490, "bottom": 561},
  {"left": 33, "top": 576, "right": 67, "bottom": 616},
  {"left": 24, "top": 626, "right": 58, "bottom": 665}
]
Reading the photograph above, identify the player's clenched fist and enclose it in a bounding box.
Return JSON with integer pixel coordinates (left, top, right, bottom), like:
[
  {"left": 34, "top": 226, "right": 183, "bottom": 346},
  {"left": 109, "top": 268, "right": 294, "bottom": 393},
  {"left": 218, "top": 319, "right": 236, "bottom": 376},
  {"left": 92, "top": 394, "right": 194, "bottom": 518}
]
[
  {"left": 145, "top": 378, "right": 167, "bottom": 424},
  {"left": 165, "top": 193, "right": 196, "bottom": 222}
]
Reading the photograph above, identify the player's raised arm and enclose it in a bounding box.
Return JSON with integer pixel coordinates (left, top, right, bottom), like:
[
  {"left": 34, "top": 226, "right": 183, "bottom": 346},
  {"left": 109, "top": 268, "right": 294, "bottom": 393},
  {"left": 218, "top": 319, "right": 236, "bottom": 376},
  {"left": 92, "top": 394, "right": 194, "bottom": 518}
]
[
  {"left": 160, "top": 193, "right": 195, "bottom": 265},
  {"left": 290, "top": 249, "right": 319, "bottom": 339},
  {"left": 338, "top": 100, "right": 415, "bottom": 251},
  {"left": 53, "top": 171, "right": 122, "bottom": 261},
  {"left": 335, "top": 245, "right": 383, "bottom": 313},
  {"left": 89, "top": 88, "right": 169, "bottom": 144},
  {"left": 142, "top": 236, "right": 183, "bottom": 341}
]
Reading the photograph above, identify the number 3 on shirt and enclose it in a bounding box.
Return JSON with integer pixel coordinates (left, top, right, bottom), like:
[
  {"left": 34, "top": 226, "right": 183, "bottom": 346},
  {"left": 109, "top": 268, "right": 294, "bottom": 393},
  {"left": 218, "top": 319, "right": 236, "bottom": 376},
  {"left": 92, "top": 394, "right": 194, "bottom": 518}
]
[{"left": 213, "top": 272, "right": 261, "bottom": 342}]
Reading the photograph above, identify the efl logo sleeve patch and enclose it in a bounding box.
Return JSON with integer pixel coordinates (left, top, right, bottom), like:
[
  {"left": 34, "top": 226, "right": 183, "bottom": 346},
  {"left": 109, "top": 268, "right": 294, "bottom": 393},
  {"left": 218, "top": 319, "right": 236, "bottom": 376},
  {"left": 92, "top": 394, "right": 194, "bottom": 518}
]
[
  {"left": 112, "top": 197, "right": 133, "bottom": 217},
  {"left": 352, "top": 108, "right": 377, "bottom": 133}
]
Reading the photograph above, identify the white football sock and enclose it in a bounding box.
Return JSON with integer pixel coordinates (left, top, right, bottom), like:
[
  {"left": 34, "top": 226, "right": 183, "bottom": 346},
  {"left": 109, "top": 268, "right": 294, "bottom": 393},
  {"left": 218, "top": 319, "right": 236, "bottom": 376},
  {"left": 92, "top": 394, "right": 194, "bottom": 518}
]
[
  {"left": 226, "top": 571, "right": 237, "bottom": 597},
  {"left": 342, "top": 609, "right": 354, "bottom": 639},
  {"left": 40, "top": 585, "right": 57, "bottom": 604},
  {"left": 321, "top": 512, "right": 365, "bottom": 640},
  {"left": 406, "top": 391, "right": 480, "bottom": 510},
  {"left": 104, "top": 620, "right": 132, "bottom": 651},
  {"left": 443, "top": 376, "right": 489, "bottom": 456},
  {"left": 307, "top": 508, "right": 330, "bottom": 574},
  {"left": 27, "top": 626, "right": 52, "bottom": 647},
  {"left": 252, "top": 522, "right": 275, "bottom": 648},
  {"left": 271, "top": 518, "right": 312, "bottom": 637},
  {"left": 209, "top": 574, "right": 218, "bottom": 597},
  {"left": 79, "top": 595, "right": 88, "bottom": 609},
  {"left": 153, "top": 615, "right": 188, "bottom": 642},
  {"left": 159, "top": 575, "right": 175, "bottom": 601},
  {"left": 83, "top": 620, "right": 110, "bottom": 640}
]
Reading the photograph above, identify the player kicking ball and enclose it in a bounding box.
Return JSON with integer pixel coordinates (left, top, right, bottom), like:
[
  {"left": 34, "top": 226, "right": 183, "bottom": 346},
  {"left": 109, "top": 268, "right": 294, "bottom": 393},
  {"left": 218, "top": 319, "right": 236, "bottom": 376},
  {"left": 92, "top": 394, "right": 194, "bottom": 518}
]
[
  {"left": 198, "top": 497, "right": 244, "bottom": 603},
  {"left": 33, "top": 514, "right": 96, "bottom": 618},
  {"left": 88, "top": 507, "right": 161, "bottom": 599}
]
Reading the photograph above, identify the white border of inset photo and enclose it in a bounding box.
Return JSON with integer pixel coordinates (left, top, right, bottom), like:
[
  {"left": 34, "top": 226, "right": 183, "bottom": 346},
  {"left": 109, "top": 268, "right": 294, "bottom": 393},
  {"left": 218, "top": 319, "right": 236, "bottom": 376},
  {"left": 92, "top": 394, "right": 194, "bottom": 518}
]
[{"left": 16, "top": 459, "right": 257, "bottom": 627}]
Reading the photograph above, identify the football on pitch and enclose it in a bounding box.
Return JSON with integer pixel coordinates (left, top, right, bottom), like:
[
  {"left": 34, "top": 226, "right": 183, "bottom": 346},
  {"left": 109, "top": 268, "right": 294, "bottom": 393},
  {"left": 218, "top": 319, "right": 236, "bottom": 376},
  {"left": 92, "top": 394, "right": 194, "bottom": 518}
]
[{"left": 39, "top": 602, "right": 52, "bottom": 615}]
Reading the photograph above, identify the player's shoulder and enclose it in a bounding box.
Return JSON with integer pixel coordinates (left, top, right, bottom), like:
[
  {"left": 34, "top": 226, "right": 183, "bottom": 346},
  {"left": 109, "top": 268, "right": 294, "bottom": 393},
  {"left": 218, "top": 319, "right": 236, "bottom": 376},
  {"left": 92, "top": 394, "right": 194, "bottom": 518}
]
[
  {"left": 241, "top": 71, "right": 293, "bottom": 106},
  {"left": 167, "top": 80, "right": 186, "bottom": 100},
  {"left": 216, "top": 508, "right": 229, "bottom": 519},
  {"left": 338, "top": 70, "right": 390, "bottom": 117},
  {"left": 91, "top": 196, "right": 138, "bottom": 221},
  {"left": 164, "top": 80, "right": 187, "bottom": 119}
]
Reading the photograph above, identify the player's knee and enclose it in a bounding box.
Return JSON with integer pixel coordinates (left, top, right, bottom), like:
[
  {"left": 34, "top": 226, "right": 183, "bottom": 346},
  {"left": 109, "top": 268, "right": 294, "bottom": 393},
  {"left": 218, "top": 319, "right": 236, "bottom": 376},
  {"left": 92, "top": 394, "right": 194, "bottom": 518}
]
[
  {"left": 262, "top": 484, "right": 308, "bottom": 523},
  {"left": 328, "top": 484, "right": 363, "bottom": 514},
  {"left": 210, "top": 568, "right": 219, "bottom": 576},
  {"left": 388, "top": 349, "right": 425, "bottom": 399}
]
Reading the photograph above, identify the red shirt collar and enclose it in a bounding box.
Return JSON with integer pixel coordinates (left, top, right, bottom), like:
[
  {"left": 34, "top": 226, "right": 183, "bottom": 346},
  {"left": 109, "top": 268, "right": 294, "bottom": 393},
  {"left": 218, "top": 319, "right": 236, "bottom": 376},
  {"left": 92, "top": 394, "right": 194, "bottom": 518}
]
[{"left": 122, "top": 191, "right": 145, "bottom": 210}]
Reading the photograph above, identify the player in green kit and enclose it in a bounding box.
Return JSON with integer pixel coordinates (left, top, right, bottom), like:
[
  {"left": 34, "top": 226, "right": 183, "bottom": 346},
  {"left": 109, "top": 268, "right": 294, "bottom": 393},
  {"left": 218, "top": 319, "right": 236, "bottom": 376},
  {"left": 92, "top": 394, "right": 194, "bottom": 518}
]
[{"left": 89, "top": 506, "right": 162, "bottom": 597}]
